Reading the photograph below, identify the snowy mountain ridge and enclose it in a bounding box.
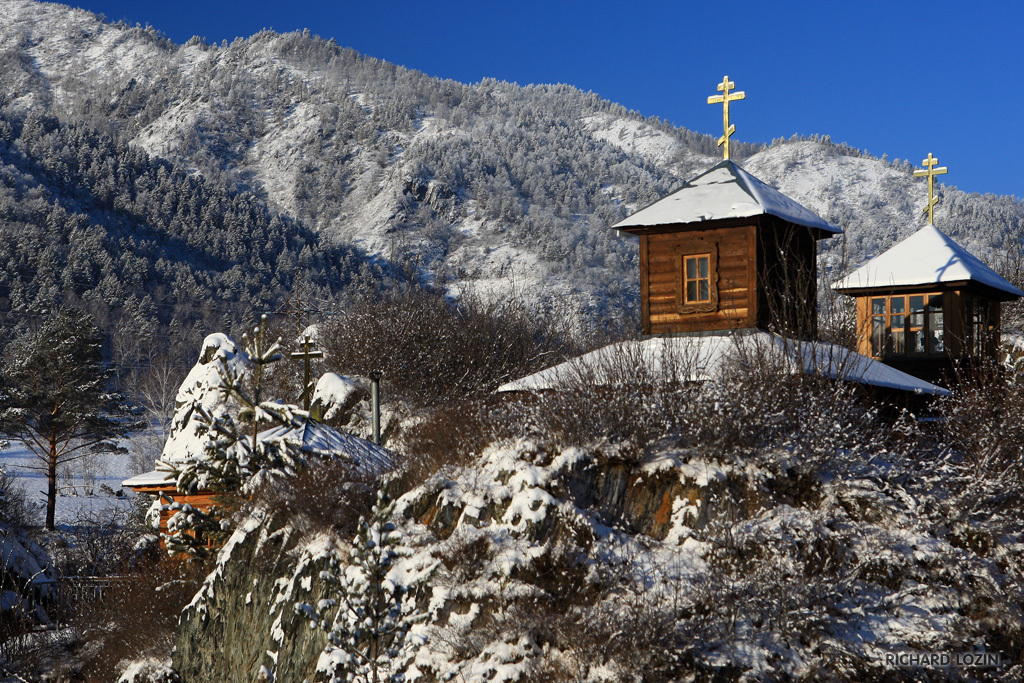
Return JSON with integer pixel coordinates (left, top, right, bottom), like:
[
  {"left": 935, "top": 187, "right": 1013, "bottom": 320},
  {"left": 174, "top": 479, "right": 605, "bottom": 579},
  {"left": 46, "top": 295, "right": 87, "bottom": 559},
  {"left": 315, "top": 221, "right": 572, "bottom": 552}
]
[{"left": 1, "top": 0, "right": 1022, "bottom": 324}]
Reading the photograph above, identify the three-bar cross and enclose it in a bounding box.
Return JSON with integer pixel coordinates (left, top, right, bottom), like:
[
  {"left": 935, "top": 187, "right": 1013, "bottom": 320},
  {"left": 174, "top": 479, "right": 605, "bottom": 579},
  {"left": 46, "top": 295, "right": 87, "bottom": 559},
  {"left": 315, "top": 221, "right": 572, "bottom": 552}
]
[
  {"left": 707, "top": 75, "right": 745, "bottom": 160},
  {"left": 913, "top": 153, "right": 948, "bottom": 225},
  {"left": 291, "top": 336, "right": 324, "bottom": 411}
]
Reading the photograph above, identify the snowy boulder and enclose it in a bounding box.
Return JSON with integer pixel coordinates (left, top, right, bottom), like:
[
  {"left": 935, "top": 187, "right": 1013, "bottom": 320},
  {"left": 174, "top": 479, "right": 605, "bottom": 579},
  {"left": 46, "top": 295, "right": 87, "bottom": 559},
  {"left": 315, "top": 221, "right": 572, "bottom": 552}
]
[
  {"left": 310, "top": 372, "right": 369, "bottom": 425},
  {"left": 159, "top": 333, "right": 252, "bottom": 467}
]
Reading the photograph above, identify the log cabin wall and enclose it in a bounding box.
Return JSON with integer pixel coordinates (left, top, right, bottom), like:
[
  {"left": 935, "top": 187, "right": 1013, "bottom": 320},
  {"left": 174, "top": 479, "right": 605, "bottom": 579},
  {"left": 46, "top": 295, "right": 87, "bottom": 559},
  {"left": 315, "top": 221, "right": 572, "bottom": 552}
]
[
  {"left": 129, "top": 485, "right": 220, "bottom": 544},
  {"left": 755, "top": 220, "right": 818, "bottom": 337},
  {"left": 641, "top": 222, "right": 758, "bottom": 335}
]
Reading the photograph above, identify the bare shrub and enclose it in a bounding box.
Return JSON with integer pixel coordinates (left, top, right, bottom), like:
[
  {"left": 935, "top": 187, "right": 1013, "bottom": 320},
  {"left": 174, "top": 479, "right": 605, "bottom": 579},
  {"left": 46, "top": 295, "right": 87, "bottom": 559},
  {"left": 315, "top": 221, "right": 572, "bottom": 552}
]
[
  {"left": 510, "top": 335, "right": 905, "bottom": 487},
  {"left": 246, "top": 456, "right": 376, "bottom": 537},
  {"left": 513, "top": 340, "right": 702, "bottom": 461},
  {"left": 0, "top": 467, "right": 28, "bottom": 527},
  {"left": 936, "top": 358, "right": 1024, "bottom": 524},
  {"left": 319, "top": 284, "right": 568, "bottom": 406},
  {"left": 395, "top": 396, "right": 515, "bottom": 488},
  {"left": 67, "top": 558, "right": 203, "bottom": 683}
]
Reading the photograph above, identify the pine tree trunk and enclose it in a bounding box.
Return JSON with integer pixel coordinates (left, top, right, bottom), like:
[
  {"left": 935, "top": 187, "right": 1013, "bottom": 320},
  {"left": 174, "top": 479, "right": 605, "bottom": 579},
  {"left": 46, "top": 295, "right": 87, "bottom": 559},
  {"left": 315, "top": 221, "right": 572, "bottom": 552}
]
[{"left": 46, "top": 436, "right": 57, "bottom": 531}]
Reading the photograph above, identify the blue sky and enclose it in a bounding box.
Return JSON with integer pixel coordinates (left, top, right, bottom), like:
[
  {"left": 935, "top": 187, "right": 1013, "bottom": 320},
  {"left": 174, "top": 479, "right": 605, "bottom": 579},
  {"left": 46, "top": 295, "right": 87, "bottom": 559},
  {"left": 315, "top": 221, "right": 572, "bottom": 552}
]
[{"left": 70, "top": 0, "right": 1024, "bottom": 198}]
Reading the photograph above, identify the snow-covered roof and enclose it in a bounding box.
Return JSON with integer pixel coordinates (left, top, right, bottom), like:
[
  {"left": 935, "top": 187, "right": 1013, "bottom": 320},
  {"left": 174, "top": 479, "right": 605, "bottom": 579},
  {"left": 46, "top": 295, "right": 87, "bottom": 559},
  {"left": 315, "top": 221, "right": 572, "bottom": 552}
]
[
  {"left": 124, "top": 422, "right": 394, "bottom": 490},
  {"left": 613, "top": 160, "right": 841, "bottom": 235},
  {"left": 258, "top": 422, "right": 393, "bottom": 478},
  {"left": 833, "top": 224, "right": 1024, "bottom": 300},
  {"left": 496, "top": 332, "right": 948, "bottom": 396},
  {"left": 122, "top": 469, "right": 176, "bottom": 488}
]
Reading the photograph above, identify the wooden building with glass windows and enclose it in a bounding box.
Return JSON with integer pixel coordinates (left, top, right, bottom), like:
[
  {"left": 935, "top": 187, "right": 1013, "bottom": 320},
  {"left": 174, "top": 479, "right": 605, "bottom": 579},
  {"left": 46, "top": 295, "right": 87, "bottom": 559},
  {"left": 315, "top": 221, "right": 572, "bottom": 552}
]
[
  {"left": 614, "top": 159, "right": 841, "bottom": 337},
  {"left": 833, "top": 223, "right": 1023, "bottom": 384}
]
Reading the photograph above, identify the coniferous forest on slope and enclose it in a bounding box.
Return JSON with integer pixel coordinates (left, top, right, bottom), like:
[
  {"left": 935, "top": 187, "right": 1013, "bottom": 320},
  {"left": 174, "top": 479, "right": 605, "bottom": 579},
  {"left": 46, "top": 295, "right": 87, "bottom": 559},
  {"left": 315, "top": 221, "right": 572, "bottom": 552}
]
[{"left": 1, "top": 0, "right": 1024, "bottom": 376}]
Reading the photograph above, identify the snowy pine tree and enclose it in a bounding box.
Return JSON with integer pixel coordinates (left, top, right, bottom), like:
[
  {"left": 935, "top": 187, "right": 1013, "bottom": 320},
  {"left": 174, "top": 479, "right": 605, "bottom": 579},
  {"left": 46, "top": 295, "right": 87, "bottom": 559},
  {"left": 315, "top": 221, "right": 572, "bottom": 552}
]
[
  {"left": 0, "top": 307, "right": 142, "bottom": 530},
  {"left": 298, "top": 492, "right": 431, "bottom": 683}
]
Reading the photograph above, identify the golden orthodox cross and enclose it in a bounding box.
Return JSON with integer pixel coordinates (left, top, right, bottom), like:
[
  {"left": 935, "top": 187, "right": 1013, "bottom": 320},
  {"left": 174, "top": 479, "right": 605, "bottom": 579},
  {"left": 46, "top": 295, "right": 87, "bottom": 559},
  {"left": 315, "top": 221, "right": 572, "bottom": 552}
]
[
  {"left": 707, "top": 75, "right": 745, "bottom": 160},
  {"left": 290, "top": 335, "right": 324, "bottom": 411},
  {"left": 913, "top": 153, "right": 948, "bottom": 225}
]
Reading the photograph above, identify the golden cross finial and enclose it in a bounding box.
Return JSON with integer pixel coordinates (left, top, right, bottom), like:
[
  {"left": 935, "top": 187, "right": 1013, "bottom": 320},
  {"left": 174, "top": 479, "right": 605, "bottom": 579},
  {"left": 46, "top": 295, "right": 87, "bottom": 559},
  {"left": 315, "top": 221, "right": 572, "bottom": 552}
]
[
  {"left": 707, "top": 75, "right": 745, "bottom": 160},
  {"left": 912, "top": 152, "right": 948, "bottom": 225}
]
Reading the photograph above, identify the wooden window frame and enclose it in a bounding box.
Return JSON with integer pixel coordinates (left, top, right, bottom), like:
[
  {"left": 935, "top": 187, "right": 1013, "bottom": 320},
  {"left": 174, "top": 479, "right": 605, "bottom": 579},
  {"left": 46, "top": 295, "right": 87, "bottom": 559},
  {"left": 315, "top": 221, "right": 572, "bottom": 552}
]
[
  {"left": 676, "top": 244, "right": 719, "bottom": 314},
  {"left": 867, "top": 292, "right": 945, "bottom": 359}
]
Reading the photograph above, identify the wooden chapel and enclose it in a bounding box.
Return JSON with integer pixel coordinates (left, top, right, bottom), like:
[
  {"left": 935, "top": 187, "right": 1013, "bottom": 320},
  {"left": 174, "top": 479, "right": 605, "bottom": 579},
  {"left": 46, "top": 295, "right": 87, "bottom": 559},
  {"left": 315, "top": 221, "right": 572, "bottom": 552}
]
[
  {"left": 833, "top": 154, "right": 1024, "bottom": 384},
  {"left": 614, "top": 76, "right": 841, "bottom": 338}
]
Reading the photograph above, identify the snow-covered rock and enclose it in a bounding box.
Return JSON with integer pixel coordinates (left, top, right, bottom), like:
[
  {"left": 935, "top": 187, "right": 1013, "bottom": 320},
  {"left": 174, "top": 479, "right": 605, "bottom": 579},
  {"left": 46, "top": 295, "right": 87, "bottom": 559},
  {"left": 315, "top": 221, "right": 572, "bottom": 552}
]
[
  {"left": 310, "top": 372, "right": 368, "bottom": 424},
  {"left": 159, "top": 333, "right": 251, "bottom": 467}
]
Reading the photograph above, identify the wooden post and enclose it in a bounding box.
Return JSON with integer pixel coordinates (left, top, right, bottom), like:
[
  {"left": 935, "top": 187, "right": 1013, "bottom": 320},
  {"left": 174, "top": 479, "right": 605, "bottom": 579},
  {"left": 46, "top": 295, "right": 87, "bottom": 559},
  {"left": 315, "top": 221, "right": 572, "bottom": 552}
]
[{"left": 290, "top": 336, "right": 324, "bottom": 411}]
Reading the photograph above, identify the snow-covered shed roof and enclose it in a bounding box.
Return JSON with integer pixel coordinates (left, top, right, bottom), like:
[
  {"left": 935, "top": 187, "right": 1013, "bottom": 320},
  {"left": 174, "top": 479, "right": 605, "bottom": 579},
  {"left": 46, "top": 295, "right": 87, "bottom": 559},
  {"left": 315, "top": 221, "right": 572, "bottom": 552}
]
[
  {"left": 496, "top": 332, "right": 948, "bottom": 397},
  {"left": 833, "top": 224, "right": 1024, "bottom": 300},
  {"left": 124, "top": 421, "right": 394, "bottom": 490},
  {"left": 122, "top": 469, "right": 176, "bottom": 489},
  {"left": 613, "top": 160, "right": 841, "bottom": 235},
  {"left": 259, "top": 421, "right": 393, "bottom": 478}
]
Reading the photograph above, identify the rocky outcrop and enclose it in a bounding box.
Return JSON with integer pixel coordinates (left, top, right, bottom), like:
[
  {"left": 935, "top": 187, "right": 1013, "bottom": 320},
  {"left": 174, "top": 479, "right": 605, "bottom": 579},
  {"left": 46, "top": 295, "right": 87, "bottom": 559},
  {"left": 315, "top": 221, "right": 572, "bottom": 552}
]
[
  {"left": 172, "top": 442, "right": 730, "bottom": 682},
  {"left": 170, "top": 441, "right": 806, "bottom": 682}
]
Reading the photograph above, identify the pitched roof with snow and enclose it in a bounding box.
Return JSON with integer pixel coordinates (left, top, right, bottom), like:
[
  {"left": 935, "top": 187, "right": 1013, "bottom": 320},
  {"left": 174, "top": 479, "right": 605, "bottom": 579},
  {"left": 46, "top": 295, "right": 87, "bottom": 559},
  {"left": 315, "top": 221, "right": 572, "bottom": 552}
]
[
  {"left": 496, "top": 332, "right": 949, "bottom": 397},
  {"left": 259, "top": 421, "right": 394, "bottom": 478},
  {"left": 124, "top": 421, "right": 394, "bottom": 490},
  {"left": 833, "top": 224, "right": 1024, "bottom": 300},
  {"left": 613, "top": 160, "right": 841, "bottom": 235}
]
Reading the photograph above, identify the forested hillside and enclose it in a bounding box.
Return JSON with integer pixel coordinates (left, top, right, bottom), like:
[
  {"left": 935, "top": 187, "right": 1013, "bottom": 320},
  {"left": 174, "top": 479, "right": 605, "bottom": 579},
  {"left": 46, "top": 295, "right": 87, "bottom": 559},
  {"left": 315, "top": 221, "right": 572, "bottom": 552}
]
[{"left": 1, "top": 0, "right": 1024, "bottom": 360}]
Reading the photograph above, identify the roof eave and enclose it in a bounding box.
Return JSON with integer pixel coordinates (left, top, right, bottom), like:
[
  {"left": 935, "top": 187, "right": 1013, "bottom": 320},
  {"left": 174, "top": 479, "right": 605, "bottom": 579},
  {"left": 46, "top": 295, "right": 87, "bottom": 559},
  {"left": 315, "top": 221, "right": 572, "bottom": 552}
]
[{"left": 834, "top": 278, "right": 1023, "bottom": 301}]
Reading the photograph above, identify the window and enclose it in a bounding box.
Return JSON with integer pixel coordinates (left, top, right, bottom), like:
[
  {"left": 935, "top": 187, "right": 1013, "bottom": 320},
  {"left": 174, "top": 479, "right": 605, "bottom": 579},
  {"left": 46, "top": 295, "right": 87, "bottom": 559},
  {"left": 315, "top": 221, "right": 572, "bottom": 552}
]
[
  {"left": 683, "top": 254, "right": 711, "bottom": 303},
  {"left": 675, "top": 246, "right": 718, "bottom": 313},
  {"left": 868, "top": 293, "right": 944, "bottom": 358}
]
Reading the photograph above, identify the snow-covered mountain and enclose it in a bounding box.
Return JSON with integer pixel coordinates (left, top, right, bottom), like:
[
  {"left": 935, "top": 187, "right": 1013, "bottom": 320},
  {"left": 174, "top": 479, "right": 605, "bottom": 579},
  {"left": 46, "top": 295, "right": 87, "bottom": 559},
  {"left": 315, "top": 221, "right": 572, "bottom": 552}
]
[{"left": 1, "top": 0, "right": 1022, "bottom": 332}]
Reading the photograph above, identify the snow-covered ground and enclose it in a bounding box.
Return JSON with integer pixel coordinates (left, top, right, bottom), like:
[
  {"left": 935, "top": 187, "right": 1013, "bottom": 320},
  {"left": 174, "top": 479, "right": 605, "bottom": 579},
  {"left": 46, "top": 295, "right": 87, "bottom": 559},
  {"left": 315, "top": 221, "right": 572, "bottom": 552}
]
[{"left": 0, "top": 441, "right": 138, "bottom": 529}]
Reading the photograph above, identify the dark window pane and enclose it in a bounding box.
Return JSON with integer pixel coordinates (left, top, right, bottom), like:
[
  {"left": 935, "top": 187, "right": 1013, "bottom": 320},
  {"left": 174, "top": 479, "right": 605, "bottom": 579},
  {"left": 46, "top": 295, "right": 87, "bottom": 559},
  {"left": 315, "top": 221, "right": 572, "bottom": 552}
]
[
  {"left": 872, "top": 318, "right": 885, "bottom": 356},
  {"left": 872, "top": 298, "right": 886, "bottom": 315}
]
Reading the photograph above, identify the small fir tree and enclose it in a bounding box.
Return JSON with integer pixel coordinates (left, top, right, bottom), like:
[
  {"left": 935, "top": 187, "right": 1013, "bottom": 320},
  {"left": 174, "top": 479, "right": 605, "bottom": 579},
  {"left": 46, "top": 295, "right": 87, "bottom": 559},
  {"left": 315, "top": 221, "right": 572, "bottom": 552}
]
[
  {"left": 298, "top": 492, "right": 431, "bottom": 683},
  {"left": 0, "top": 308, "right": 142, "bottom": 530},
  {"left": 161, "top": 316, "right": 307, "bottom": 558}
]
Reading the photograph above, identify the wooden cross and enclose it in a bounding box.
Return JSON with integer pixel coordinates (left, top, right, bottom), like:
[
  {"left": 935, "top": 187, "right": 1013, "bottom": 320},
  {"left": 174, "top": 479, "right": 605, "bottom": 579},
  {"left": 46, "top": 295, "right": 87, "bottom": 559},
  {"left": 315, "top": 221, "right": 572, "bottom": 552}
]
[
  {"left": 707, "top": 75, "right": 745, "bottom": 160},
  {"left": 913, "top": 153, "right": 948, "bottom": 225},
  {"left": 290, "top": 336, "right": 324, "bottom": 411}
]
